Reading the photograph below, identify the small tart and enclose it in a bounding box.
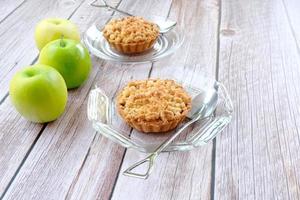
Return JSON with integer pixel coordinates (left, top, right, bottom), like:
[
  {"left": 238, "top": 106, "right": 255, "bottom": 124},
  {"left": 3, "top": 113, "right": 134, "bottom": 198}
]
[
  {"left": 117, "top": 79, "right": 191, "bottom": 133},
  {"left": 102, "top": 16, "right": 159, "bottom": 54}
]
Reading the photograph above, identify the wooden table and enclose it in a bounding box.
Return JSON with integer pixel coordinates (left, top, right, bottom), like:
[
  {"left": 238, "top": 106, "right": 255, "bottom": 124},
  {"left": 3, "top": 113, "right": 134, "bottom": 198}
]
[{"left": 0, "top": 0, "right": 300, "bottom": 199}]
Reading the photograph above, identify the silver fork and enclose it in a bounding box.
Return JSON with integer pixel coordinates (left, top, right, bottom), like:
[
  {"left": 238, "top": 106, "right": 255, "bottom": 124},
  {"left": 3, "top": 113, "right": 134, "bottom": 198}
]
[{"left": 90, "top": 0, "right": 177, "bottom": 34}]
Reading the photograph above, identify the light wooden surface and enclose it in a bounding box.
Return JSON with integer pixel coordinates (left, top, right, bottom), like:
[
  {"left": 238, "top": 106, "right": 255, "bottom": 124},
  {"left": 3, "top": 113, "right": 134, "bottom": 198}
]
[
  {"left": 215, "top": 0, "right": 300, "bottom": 199},
  {"left": 0, "top": 0, "right": 299, "bottom": 199}
]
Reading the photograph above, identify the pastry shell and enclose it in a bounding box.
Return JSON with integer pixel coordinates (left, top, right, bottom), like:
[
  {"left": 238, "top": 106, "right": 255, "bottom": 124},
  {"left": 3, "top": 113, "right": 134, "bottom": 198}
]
[
  {"left": 117, "top": 105, "right": 189, "bottom": 133},
  {"left": 109, "top": 38, "right": 157, "bottom": 54},
  {"left": 116, "top": 79, "right": 191, "bottom": 133},
  {"left": 102, "top": 16, "right": 159, "bottom": 54}
]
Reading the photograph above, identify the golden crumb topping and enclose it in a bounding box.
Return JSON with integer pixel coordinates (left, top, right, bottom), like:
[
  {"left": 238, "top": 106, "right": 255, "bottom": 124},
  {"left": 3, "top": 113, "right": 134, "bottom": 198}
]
[
  {"left": 102, "top": 16, "right": 159, "bottom": 44},
  {"left": 117, "top": 79, "right": 191, "bottom": 123}
]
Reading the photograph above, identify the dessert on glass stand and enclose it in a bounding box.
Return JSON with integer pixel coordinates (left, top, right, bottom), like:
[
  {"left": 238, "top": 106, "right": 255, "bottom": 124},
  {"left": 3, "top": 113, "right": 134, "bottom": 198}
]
[
  {"left": 102, "top": 16, "right": 159, "bottom": 54},
  {"left": 116, "top": 79, "right": 191, "bottom": 133}
]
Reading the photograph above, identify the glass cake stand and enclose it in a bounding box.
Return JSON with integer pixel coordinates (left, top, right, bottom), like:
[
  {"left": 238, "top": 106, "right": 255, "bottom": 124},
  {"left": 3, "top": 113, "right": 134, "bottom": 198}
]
[
  {"left": 87, "top": 72, "right": 233, "bottom": 153},
  {"left": 83, "top": 14, "right": 184, "bottom": 64}
]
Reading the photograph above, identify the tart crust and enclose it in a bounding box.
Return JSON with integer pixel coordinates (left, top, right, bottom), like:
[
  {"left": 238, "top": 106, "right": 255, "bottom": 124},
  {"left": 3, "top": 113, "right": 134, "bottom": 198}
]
[
  {"left": 102, "top": 16, "right": 159, "bottom": 54},
  {"left": 117, "top": 79, "right": 192, "bottom": 133}
]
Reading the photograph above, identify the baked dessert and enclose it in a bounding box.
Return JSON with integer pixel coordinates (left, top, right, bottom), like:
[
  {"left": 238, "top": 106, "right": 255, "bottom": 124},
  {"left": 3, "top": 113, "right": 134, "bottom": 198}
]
[
  {"left": 117, "top": 79, "right": 191, "bottom": 133},
  {"left": 102, "top": 16, "right": 159, "bottom": 54}
]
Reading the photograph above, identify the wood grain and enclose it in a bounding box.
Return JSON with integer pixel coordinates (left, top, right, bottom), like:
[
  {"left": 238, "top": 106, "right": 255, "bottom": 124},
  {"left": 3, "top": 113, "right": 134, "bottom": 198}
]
[
  {"left": 0, "top": 100, "right": 43, "bottom": 196},
  {"left": 2, "top": 0, "right": 173, "bottom": 199},
  {"left": 0, "top": 0, "right": 299, "bottom": 199},
  {"left": 2, "top": 58, "right": 102, "bottom": 200},
  {"left": 66, "top": 0, "right": 175, "bottom": 199},
  {"left": 0, "top": 0, "right": 89, "bottom": 196},
  {"left": 64, "top": 63, "right": 153, "bottom": 200},
  {"left": 111, "top": 0, "right": 220, "bottom": 199},
  {"left": 214, "top": 0, "right": 300, "bottom": 199},
  {"left": 0, "top": 4, "right": 116, "bottom": 200},
  {"left": 0, "top": 0, "right": 25, "bottom": 22},
  {"left": 281, "top": 0, "right": 300, "bottom": 51}
]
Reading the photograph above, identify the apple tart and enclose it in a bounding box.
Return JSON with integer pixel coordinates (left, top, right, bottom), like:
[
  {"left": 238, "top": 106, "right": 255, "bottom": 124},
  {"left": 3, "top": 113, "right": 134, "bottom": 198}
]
[
  {"left": 102, "top": 16, "right": 159, "bottom": 54},
  {"left": 117, "top": 79, "right": 191, "bottom": 133}
]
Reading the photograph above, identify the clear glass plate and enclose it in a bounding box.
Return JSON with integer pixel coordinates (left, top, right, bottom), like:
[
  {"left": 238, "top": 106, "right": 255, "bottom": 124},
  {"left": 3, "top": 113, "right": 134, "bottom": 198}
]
[
  {"left": 87, "top": 73, "right": 233, "bottom": 153},
  {"left": 83, "top": 14, "right": 184, "bottom": 64}
]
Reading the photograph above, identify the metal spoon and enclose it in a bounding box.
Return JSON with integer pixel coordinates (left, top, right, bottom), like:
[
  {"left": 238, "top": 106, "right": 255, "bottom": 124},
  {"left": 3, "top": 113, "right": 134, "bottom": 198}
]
[
  {"left": 123, "top": 88, "right": 219, "bottom": 179},
  {"left": 90, "top": 0, "right": 177, "bottom": 34}
]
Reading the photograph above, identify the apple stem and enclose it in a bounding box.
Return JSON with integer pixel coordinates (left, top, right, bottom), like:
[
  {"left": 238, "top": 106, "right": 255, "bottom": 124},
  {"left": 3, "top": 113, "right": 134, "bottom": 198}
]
[{"left": 60, "top": 35, "right": 66, "bottom": 47}]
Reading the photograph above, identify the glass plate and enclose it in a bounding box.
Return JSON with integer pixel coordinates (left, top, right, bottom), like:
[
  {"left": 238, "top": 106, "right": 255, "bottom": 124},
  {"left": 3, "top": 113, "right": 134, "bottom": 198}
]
[
  {"left": 83, "top": 14, "right": 184, "bottom": 64},
  {"left": 87, "top": 73, "right": 233, "bottom": 153}
]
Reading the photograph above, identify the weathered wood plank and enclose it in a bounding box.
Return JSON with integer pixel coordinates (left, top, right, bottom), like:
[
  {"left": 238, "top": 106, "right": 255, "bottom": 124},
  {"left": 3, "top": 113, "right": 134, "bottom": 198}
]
[
  {"left": 0, "top": 0, "right": 25, "bottom": 22},
  {"left": 64, "top": 63, "right": 153, "bottom": 200},
  {"left": 0, "top": 4, "right": 116, "bottom": 200},
  {"left": 0, "top": 0, "right": 90, "bottom": 196},
  {"left": 281, "top": 0, "right": 300, "bottom": 51},
  {"left": 214, "top": 0, "right": 300, "bottom": 199},
  {"left": 2, "top": 58, "right": 102, "bottom": 200},
  {"left": 65, "top": 0, "right": 174, "bottom": 199},
  {"left": 0, "top": 0, "right": 86, "bottom": 100},
  {"left": 111, "top": 0, "right": 220, "bottom": 199},
  {"left": 0, "top": 100, "right": 43, "bottom": 196},
  {"left": 2, "top": 0, "right": 172, "bottom": 199}
]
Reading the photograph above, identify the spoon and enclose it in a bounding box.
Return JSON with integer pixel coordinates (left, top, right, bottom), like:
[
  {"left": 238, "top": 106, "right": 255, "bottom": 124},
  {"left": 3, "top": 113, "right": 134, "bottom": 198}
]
[
  {"left": 123, "top": 88, "right": 219, "bottom": 179},
  {"left": 90, "top": 0, "right": 177, "bottom": 34}
]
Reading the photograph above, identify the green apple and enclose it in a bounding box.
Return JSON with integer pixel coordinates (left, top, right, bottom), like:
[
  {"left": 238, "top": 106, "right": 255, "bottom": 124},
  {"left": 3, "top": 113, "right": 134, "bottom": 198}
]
[
  {"left": 9, "top": 64, "right": 68, "bottom": 123},
  {"left": 35, "top": 18, "right": 80, "bottom": 50},
  {"left": 38, "top": 38, "right": 92, "bottom": 89}
]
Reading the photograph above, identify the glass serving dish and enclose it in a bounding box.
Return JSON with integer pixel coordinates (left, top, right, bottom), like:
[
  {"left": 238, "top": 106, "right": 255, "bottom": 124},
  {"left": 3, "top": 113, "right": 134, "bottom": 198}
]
[
  {"left": 87, "top": 73, "right": 233, "bottom": 153},
  {"left": 83, "top": 14, "right": 184, "bottom": 64}
]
